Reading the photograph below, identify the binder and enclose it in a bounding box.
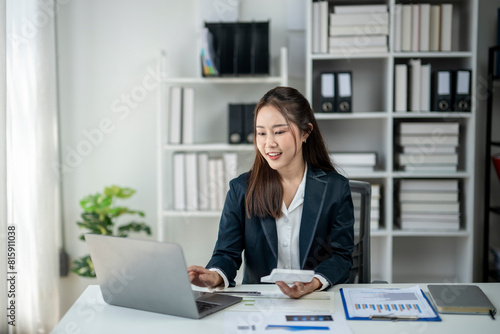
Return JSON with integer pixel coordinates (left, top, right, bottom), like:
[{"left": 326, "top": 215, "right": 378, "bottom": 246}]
[
  {"left": 393, "top": 4, "right": 402, "bottom": 52},
  {"left": 185, "top": 152, "right": 199, "bottom": 210},
  {"left": 319, "top": 0, "right": 328, "bottom": 54},
  {"left": 401, "top": 5, "right": 412, "bottom": 52},
  {"left": 429, "top": 5, "right": 441, "bottom": 52},
  {"left": 169, "top": 86, "right": 183, "bottom": 144},
  {"left": 228, "top": 104, "right": 244, "bottom": 144},
  {"left": 411, "top": 4, "right": 419, "bottom": 52},
  {"left": 432, "top": 71, "right": 452, "bottom": 111},
  {"left": 320, "top": 72, "right": 336, "bottom": 112},
  {"left": 312, "top": 1, "right": 321, "bottom": 53},
  {"left": 453, "top": 70, "right": 471, "bottom": 112},
  {"left": 336, "top": 72, "right": 352, "bottom": 113},
  {"left": 197, "top": 152, "right": 210, "bottom": 210},
  {"left": 217, "top": 23, "right": 236, "bottom": 75},
  {"left": 420, "top": 64, "right": 431, "bottom": 112},
  {"left": 440, "top": 4, "right": 453, "bottom": 52},
  {"left": 204, "top": 21, "right": 269, "bottom": 76},
  {"left": 419, "top": 4, "right": 431, "bottom": 52},
  {"left": 251, "top": 22, "right": 269, "bottom": 75},
  {"left": 235, "top": 23, "right": 252, "bottom": 74},
  {"left": 243, "top": 104, "right": 256, "bottom": 144},
  {"left": 409, "top": 59, "right": 421, "bottom": 112},
  {"left": 182, "top": 87, "right": 195, "bottom": 144},
  {"left": 394, "top": 64, "right": 408, "bottom": 112},
  {"left": 173, "top": 153, "right": 186, "bottom": 210}
]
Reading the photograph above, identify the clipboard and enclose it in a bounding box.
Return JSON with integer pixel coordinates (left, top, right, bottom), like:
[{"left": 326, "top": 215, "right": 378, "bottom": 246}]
[{"left": 340, "top": 287, "right": 442, "bottom": 321}]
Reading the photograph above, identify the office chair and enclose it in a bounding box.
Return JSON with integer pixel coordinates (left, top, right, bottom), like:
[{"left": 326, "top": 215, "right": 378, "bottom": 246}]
[{"left": 348, "top": 180, "right": 371, "bottom": 284}]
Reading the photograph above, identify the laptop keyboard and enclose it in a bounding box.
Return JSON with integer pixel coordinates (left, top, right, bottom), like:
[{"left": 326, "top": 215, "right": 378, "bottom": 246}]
[{"left": 196, "top": 300, "right": 219, "bottom": 313}]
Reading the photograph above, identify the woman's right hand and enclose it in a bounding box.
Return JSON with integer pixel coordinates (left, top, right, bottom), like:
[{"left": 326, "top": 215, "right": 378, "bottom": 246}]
[{"left": 187, "top": 265, "right": 223, "bottom": 289}]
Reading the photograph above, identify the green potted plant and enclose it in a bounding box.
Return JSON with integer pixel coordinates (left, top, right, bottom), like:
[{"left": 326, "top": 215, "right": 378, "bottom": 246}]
[{"left": 72, "top": 185, "right": 152, "bottom": 277}]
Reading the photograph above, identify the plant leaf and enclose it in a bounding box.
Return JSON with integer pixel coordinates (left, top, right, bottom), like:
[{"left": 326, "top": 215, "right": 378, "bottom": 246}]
[
  {"left": 80, "top": 194, "right": 98, "bottom": 212},
  {"left": 117, "top": 222, "right": 152, "bottom": 237},
  {"left": 104, "top": 185, "right": 120, "bottom": 197},
  {"left": 71, "top": 254, "right": 96, "bottom": 278},
  {"left": 118, "top": 187, "right": 136, "bottom": 199},
  {"left": 108, "top": 207, "right": 145, "bottom": 219}
]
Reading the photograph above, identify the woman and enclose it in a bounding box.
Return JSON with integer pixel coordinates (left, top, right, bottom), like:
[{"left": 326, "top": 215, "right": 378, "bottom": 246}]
[{"left": 188, "top": 86, "right": 354, "bottom": 298}]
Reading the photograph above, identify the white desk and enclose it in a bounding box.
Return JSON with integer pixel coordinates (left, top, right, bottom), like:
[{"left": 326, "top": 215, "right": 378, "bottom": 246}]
[{"left": 52, "top": 283, "right": 499, "bottom": 333}]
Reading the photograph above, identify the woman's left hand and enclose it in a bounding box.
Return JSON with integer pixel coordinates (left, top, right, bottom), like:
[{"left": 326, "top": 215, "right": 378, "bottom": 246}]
[{"left": 275, "top": 278, "right": 322, "bottom": 299}]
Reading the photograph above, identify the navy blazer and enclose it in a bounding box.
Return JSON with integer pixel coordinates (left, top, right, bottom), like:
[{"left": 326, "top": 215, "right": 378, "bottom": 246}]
[{"left": 206, "top": 165, "right": 354, "bottom": 289}]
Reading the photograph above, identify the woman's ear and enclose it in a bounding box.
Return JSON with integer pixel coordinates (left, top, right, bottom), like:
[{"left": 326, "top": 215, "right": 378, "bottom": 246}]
[{"left": 303, "top": 123, "right": 313, "bottom": 142}]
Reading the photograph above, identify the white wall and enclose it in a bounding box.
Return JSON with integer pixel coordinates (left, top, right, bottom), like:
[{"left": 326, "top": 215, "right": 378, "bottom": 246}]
[{"left": 56, "top": 0, "right": 297, "bottom": 316}]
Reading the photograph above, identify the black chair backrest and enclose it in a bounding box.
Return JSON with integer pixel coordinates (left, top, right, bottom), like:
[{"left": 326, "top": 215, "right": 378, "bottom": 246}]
[{"left": 348, "top": 180, "right": 371, "bottom": 284}]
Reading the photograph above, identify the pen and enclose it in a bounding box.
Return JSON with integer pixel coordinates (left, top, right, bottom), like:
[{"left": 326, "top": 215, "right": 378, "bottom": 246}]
[
  {"left": 214, "top": 291, "right": 261, "bottom": 295},
  {"left": 265, "top": 325, "right": 329, "bottom": 331},
  {"left": 370, "top": 315, "right": 419, "bottom": 321}
]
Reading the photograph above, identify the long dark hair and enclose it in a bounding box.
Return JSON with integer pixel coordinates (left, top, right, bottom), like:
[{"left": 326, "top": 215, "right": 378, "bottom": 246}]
[{"left": 245, "top": 86, "right": 336, "bottom": 218}]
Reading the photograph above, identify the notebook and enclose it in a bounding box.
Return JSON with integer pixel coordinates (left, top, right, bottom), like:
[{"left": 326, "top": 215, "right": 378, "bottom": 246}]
[
  {"left": 85, "top": 234, "right": 242, "bottom": 319},
  {"left": 428, "top": 285, "right": 497, "bottom": 316}
]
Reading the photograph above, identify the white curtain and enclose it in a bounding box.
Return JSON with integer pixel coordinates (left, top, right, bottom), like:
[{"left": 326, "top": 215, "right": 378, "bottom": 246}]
[
  {"left": 1, "top": 0, "right": 8, "bottom": 331},
  {"left": 6, "top": 0, "right": 61, "bottom": 332}
]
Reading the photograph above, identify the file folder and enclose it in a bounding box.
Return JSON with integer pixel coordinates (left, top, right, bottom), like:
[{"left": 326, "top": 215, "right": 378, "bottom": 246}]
[
  {"left": 453, "top": 70, "right": 471, "bottom": 112},
  {"left": 337, "top": 72, "right": 353, "bottom": 113},
  {"left": 244, "top": 104, "right": 256, "bottom": 144},
  {"left": 204, "top": 21, "right": 269, "bottom": 76},
  {"left": 235, "top": 23, "right": 252, "bottom": 75},
  {"left": 228, "top": 104, "right": 244, "bottom": 144},
  {"left": 320, "top": 72, "right": 336, "bottom": 112},
  {"left": 251, "top": 22, "right": 270, "bottom": 75},
  {"left": 432, "top": 70, "right": 452, "bottom": 111}
]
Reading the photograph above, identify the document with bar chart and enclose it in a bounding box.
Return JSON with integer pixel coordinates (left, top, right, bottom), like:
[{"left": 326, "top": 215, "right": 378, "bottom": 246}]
[{"left": 340, "top": 285, "right": 441, "bottom": 321}]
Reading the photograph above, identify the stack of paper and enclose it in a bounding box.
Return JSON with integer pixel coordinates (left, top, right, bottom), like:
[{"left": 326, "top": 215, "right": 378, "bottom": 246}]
[
  {"left": 398, "top": 179, "right": 460, "bottom": 231},
  {"left": 330, "top": 152, "right": 377, "bottom": 175},
  {"left": 173, "top": 152, "right": 238, "bottom": 211},
  {"left": 328, "top": 4, "right": 389, "bottom": 56},
  {"left": 396, "top": 122, "right": 459, "bottom": 173},
  {"left": 394, "top": 3, "right": 453, "bottom": 52}
]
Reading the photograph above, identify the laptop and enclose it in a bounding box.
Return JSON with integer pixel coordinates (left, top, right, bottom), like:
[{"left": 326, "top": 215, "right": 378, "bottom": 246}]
[{"left": 85, "top": 234, "right": 242, "bottom": 319}]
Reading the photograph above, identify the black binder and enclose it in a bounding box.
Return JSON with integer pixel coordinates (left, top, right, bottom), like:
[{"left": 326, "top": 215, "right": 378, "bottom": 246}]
[
  {"left": 453, "top": 70, "right": 471, "bottom": 112},
  {"left": 432, "top": 70, "right": 452, "bottom": 111},
  {"left": 336, "top": 71, "right": 352, "bottom": 113},
  {"left": 251, "top": 22, "right": 269, "bottom": 75},
  {"left": 204, "top": 21, "right": 269, "bottom": 76},
  {"left": 319, "top": 72, "right": 337, "bottom": 112},
  {"left": 235, "top": 23, "right": 252, "bottom": 75},
  {"left": 228, "top": 104, "right": 244, "bottom": 144},
  {"left": 244, "top": 104, "right": 256, "bottom": 144}
]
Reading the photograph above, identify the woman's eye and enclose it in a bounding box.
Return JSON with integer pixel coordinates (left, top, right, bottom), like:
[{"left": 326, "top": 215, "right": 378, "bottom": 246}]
[
  {"left": 275, "top": 130, "right": 285, "bottom": 135},
  {"left": 257, "top": 132, "right": 266, "bottom": 136}
]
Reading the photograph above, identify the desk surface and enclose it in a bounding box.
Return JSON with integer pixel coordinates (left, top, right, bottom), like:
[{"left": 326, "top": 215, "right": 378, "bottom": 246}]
[{"left": 52, "top": 283, "right": 499, "bottom": 334}]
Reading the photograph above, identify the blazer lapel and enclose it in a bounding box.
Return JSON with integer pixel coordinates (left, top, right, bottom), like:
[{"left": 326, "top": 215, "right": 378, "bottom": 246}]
[
  {"left": 261, "top": 217, "right": 278, "bottom": 260},
  {"left": 299, "top": 167, "right": 327, "bottom": 268}
]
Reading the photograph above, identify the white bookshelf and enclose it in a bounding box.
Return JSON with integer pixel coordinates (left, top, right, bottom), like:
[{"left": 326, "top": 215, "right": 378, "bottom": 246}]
[
  {"left": 157, "top": 47, "right": 288, "bottom": 246},
  {"left": 306, "top": 0, "right": 477, "bottom": 283}
]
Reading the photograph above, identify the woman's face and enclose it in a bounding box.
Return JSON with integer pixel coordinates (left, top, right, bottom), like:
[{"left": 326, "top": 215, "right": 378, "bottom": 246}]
[{"left": 255, "top": 105, "right": 307, "bottom": 175}]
